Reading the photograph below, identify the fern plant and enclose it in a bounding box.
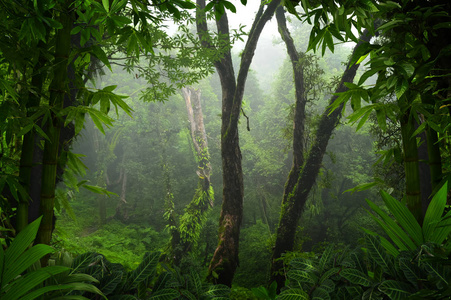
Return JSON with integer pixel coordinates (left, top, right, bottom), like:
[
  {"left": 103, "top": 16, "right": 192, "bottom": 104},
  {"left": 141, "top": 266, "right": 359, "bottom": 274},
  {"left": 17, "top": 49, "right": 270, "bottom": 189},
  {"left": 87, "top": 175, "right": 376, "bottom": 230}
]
[
  {"left": 0, "top": 216, "right": 104, "bottom": 300},
  {"left": 277, "top": 182, "right": 451, "bottom": 299},
  {"left": 68, "top": 251, "right": 230, "bottom": 299}
]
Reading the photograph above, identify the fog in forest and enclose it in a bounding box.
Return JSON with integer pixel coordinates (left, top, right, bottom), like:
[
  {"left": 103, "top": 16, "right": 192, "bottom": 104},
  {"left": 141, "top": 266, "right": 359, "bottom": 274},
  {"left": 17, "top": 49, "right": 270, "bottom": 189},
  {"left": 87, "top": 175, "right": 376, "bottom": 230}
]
[
  {"left": 5, "top": 0, "right": 449, "bottom": 297},
  {"left": 55, "top": 12, "right": 381, "bottom": 288}
]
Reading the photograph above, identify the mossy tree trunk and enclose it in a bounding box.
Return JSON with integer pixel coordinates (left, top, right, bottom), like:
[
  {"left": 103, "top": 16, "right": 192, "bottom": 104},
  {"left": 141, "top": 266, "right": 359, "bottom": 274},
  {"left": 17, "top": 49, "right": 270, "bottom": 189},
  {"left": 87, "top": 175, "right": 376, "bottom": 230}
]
[
  {"left": 270, "top": 7, "right": 307, "bottom": 288},
  {"left": 196, "top": 0, "right": 281, "bottom": 286},
  {"left": 270, "top": 28, "right": 372, "bottom": 288},
  {"left": 169, "top": 87, "right": 213, "bottom": 265}
]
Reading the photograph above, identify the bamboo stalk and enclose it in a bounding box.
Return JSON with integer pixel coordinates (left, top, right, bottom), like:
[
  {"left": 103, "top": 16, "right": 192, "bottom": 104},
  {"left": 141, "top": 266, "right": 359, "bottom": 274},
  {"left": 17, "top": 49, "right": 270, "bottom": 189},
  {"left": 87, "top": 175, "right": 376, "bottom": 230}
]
[{"left": 36, "top": 2, "right": 73, "bottom": 253}]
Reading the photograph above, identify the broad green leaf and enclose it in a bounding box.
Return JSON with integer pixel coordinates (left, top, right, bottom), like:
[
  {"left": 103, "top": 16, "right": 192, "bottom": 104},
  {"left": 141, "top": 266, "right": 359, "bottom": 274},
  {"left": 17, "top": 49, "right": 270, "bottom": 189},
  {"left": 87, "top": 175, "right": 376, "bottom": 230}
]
[
  {"left": 289, "top": 258, "right": 315, "bottom": 271},
  {"left": 202, "top": 284, "right": 230, "bottom": 297},
  {"left": 395, "top": 78, "right": 408, "bottom": 100},
  {"left": 5, "top": 266, "right": 70, "bottom": 300},
  {"left": 362, "top": 228, "right": 400, "bottom": 256},
  {"left": 189, "top": 268, "right": 202, "bottom": 296},
  {"left": 364, "top": 234, "right": 392, "bottom": 272},
  {"left": 277, "top": 288, "right": 309, "bottom": 300},
  {"left": 127, "top": 252, "right": 160, "bottom": 288},
  {"left": 423, "top": 182, "right": 448, "bottom": 241},
  {"left": 4, "top": 244, "right": 55, "bottom": 285},
  {"left": 378, "top": 280, "right": 412, "bottom": 300},
  {"left": 366, "top": 197, "right": 412, "bottom": 250},
  {"left": 5, "top": 217, "right": 43, "bottom": 270},
  {"left": 380, "top": 190, "right": 423, "bottom": 246},
  {"left": 340, "top": 268, "right": 371, "bottom": 287},
  {"left": 318, "top": 245, "right": 334, "bottom": 273},
  {"left": 398, "top": 257, "right": 420, "bottom": 288},
  {"left": 287, "top": 269, "right": 318, "bottom": 285},
  {"left": 71, "top": 252, "right": 101, "bottom": 274},
  {"left": 98, "top": 271, "right": 123, "bottom": 295}
]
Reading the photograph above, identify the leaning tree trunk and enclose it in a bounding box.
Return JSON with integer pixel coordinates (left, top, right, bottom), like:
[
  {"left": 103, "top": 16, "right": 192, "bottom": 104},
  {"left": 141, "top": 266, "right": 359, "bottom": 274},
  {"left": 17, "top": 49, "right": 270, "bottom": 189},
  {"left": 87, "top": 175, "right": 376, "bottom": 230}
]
[
  {"left": 36, "top": 2, "right": 73, "bottom": 256},
  {"left": 196, "top": 0, "right": 281, "bottom": 286},
  {"left": 170, "top": 87, "right": 214, "bottom": 265},
  {"left": 270, "top": 6, "right": 307, "bottom": 287},
  {"left": 270, "top": 29, "right": 372, "bottom": 288}
]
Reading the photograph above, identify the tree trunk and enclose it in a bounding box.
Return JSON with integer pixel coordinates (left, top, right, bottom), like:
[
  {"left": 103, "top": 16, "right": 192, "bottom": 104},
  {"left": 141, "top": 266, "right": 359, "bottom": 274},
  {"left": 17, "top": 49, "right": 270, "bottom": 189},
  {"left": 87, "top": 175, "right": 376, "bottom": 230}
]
[
  {"left": 196, "top": 0, "right": 281, "bottom": 286},
  {"left": 400, "top": 109, "right": 423, "bottom": 224},
  {"left": 170, "top": 87, "right": 213, "bottom": 265},
  {"left": 270, "top": 28, "right": 372, "bottom": 288},
  {"left": 16, "top": 52, "right": 46, "bottom": 233},
  {"left": 36, "top": 1, "right": 73, "bottom": 259}
]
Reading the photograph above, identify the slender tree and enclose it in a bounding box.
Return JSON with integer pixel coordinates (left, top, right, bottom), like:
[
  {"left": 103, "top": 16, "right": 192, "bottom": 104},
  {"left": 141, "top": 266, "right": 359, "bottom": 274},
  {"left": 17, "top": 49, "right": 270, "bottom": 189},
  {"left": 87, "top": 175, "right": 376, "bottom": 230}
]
[
  {"left": 270, "top": 6, "right": 371, "bottom": 285},
  {"left": 167, "top": 87, "right": 214, "bottom": 265},
  {"left": 196, "top": 0, "right": 281, "bottom": 285}
]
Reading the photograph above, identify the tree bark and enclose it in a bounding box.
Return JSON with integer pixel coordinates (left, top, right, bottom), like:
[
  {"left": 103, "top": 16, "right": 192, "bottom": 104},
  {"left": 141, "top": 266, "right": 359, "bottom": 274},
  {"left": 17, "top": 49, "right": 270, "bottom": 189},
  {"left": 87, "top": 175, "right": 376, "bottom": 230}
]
[
  {"left": 270, "top": 28, "right": 372, "bottom": 288},
  {"left": 196, "top": 0, "right": 281, "bottom": 286}
]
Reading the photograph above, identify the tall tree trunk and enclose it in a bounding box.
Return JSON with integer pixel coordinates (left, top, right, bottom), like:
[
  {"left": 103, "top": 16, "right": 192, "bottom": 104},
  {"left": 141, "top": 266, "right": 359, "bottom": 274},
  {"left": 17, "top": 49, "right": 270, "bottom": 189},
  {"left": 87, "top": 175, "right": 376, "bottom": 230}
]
[
  {"left": 36, "top": 2, "right": 73, "bottom": 254},
  {"left": 16, "top": 52, "right": 46, "bottom": 233},
  {"left": 270, "top": 28, "right": 372, "bottom": 288},
  {"left": 170, "top": 87, "right": 213, "bottom": 265},
  {"left": 196, "top": 0, "right": 281, "bottom": 286}
]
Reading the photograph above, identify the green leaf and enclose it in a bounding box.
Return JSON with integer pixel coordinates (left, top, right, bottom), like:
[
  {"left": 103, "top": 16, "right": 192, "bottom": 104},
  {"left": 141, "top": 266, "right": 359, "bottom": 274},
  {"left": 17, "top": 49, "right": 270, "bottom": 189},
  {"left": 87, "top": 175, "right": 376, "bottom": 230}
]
[
  {"left": 277, "top": 288, "right": 309, "bottom": 300},
  {"left": 202, "top": 284, "right": 230, "bottom": 297},
  {"left": 395, "top": 78, "right": 408, "bottom": 100},
  {"left": 149, "top": 289, "right": 180, "bottom": 300},
  {"left": 5, "top": 217, "right": 43, "bottom": 270},
  {"left": 423, "top": 182, "right": 448, "bottom": 241},
  {"left": 380, "top": 190, "right": 423, "bottom": 246},
  {"left": 71, "top": 252, "right": 101, "bottom": 274},
  {"left": 378, "top": 280, "right": 412, "bottom": 300},
  {"left": 98, "top": 271, "right": 123, "bottom": 295},
  {"left": 364, "top": 234, "right": 392, "bottom": 272},
  {"left": 339, "top": 268, "right": 371, "bottom": 287},
  {"left": 4, "top": 244, "right": 56, "bottom": 285},
  {"left": 102, "top": 0, "right": 110, "bottom": 12},
  {"left": 287, "top": 269, "right": 318, "bottom": 285},
  {"left": 289, "top": 258, "right": 315, "bottom": 271},
  {"left": 82, "top": 184, "right": 117, "bottom": 197},
  {"left": 4, "top": 266, "right": 70, "bottom": 300},
  {"left": 127, "top": 252, "right": 160, "bottom": 288},
  {"left": 222, "top": 1, "right": 236, "bottom": 13},
  {"left": 91, "top": 45, "right": 112, "bottom": 72}
]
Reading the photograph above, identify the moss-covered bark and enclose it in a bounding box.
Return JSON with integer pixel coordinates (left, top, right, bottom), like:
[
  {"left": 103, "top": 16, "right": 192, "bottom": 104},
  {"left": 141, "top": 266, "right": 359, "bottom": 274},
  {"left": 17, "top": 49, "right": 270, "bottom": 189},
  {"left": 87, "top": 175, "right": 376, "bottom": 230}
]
[
  {"left": 196, "top": 0, "right": 281, "bottom": 286},
  {"left": 270, "top": 26, "right": 372, "bottom": 288}
]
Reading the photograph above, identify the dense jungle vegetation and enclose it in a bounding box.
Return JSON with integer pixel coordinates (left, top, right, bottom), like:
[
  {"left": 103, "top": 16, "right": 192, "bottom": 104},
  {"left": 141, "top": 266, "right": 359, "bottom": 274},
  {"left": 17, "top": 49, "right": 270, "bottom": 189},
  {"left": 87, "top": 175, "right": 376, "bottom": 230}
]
[{"left": 1, "top": 0, "right": 450, "bottom": 299}]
